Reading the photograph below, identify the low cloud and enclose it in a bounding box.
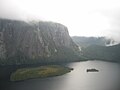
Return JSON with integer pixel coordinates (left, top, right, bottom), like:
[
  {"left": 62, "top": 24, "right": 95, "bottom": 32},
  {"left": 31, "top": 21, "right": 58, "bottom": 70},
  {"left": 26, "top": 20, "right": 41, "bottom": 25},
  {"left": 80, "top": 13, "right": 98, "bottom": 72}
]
[
  {"left": 99, "top": 9, "right": 120, "bottom": 42},
  {"left": 0, "top": 0, "right": 120, "bottom": 43}
]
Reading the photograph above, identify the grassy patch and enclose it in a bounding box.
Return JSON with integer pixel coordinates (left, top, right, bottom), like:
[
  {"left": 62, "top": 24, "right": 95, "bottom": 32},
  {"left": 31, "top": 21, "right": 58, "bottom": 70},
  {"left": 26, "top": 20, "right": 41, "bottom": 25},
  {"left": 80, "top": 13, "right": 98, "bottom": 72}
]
[{"left": 10, "top": 65, "right": 73, "bottom": 81}]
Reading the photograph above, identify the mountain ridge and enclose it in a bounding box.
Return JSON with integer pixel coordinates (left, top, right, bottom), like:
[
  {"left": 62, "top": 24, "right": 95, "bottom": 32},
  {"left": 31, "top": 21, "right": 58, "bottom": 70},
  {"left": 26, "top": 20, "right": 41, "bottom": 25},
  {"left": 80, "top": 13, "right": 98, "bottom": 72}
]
[
  {"left": 72, "top": 36, "right": 118, "bottom": 48},
  {"left": 81, "top": 43, "right": 120, "bottom": 62}
]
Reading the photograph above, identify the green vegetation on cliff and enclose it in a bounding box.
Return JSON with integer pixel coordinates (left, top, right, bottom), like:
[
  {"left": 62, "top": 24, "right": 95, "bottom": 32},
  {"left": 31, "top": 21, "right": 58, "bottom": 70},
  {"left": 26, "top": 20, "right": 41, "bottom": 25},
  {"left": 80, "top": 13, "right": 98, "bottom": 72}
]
[
  {"left": 82, "top": 44, "right": 120, "bottom": 62},
  {"left": 10, "top": 65, "right": 73, "bottom": 81}
]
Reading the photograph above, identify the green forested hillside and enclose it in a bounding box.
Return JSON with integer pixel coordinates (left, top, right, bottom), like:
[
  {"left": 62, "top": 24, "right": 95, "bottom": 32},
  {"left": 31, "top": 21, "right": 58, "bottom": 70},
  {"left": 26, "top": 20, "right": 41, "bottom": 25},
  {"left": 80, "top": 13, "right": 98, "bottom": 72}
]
[{"left": 82, "top": 44, "right": 120, "bottom": 62}]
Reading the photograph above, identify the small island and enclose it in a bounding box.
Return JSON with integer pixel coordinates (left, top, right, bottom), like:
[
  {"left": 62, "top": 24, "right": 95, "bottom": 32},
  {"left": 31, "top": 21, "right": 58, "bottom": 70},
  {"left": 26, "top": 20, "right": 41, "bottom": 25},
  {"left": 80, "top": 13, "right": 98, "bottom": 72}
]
[
  {"left": 10, "top": 65, "right": 73, "bottom": 81},
  {"left": 86, "top": 68, "right": 99, "bottom": 72}
]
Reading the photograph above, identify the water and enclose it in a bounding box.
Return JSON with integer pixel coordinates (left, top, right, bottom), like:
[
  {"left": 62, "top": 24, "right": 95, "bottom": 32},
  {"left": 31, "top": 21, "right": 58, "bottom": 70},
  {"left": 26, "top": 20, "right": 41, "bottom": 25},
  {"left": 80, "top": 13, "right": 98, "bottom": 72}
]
[{"left": 0, "top": 60, "right": 120, "bottom": 90}]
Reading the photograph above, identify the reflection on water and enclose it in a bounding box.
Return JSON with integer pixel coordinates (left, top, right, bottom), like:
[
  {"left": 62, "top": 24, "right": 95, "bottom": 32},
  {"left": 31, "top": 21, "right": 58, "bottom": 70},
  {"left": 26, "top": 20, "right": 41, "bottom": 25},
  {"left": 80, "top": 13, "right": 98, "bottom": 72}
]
[{"left": 1, "top": 60, "right": 120, "bottom": 90}]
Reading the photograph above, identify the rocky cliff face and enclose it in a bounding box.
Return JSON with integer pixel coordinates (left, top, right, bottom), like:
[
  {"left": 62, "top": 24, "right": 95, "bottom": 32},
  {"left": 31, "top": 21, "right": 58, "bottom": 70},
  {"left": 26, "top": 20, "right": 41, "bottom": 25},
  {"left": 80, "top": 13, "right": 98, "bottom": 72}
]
[{"left": 0, "top": 19, "right": 79, "bottom": 65}]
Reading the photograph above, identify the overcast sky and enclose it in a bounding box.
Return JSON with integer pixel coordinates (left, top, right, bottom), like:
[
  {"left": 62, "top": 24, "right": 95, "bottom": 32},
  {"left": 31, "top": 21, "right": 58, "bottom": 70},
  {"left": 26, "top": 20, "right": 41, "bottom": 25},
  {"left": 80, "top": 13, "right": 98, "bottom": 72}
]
[{"left": 0, "top": 0, "right": 120, "bottom": 41}]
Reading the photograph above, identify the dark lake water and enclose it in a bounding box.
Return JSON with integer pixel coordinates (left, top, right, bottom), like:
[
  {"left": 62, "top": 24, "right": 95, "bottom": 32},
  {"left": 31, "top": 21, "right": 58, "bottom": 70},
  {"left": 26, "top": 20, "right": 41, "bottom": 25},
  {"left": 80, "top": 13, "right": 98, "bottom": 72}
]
[{"left": 0, "top": 60, "right": 120, "bottom": 90}]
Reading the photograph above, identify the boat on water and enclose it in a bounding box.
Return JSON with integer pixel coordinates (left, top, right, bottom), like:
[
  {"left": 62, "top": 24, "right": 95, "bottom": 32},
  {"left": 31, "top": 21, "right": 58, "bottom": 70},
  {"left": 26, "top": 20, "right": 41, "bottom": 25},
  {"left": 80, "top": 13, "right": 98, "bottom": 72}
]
[{"left": 86, "top": 68, "right": 99, "bottom": 72}]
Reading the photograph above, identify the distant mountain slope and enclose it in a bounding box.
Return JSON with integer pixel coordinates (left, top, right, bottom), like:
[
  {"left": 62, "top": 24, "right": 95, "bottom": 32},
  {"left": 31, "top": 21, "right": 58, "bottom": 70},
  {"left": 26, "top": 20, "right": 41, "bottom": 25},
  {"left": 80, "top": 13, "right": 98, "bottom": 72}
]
[
  {"left": 0, "top": 19, "right": 80, "bottom": 65},
  {"left": 82, "top": 44, "right": 120, "bottom": 62},
  {"left": 72, "top": 36, "right": 115, "bottom": 48}
]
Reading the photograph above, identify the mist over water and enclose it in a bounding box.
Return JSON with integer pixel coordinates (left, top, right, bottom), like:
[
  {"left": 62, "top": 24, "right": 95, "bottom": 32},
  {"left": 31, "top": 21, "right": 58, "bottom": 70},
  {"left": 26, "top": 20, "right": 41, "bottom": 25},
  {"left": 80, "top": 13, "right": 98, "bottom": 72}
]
[{"left": 2, "top": 61, "right": 120, "bottom": 90}]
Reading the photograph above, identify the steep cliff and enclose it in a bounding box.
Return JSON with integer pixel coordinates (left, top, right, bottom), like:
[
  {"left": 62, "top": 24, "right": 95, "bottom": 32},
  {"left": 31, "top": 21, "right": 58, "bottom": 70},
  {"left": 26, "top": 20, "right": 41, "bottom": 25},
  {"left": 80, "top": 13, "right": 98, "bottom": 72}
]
[{"left": 0, "top": 19, "right": 79, "bottom": 65}]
